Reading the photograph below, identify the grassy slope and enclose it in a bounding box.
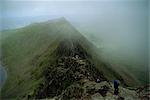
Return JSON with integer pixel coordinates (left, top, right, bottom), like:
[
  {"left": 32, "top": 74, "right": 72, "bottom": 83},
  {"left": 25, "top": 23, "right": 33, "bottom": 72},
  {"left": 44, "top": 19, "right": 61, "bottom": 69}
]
[
  {"left": 1, "top": 18, "right": 66, "bottom": 98},
  {"left": 1, "top": 18, "right": 138, "bottom": 99}
]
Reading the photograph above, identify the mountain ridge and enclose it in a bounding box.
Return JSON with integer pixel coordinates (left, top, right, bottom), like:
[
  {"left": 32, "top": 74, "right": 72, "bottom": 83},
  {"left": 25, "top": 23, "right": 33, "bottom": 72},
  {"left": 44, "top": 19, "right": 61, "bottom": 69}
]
[{"left": 1, "top": 17, "right": 141, "bottom": 99}]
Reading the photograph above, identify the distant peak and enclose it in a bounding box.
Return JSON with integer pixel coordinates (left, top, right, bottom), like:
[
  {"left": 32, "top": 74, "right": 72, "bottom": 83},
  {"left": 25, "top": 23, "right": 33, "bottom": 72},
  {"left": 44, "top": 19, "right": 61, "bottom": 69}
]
[
  {"left": 47, "top": 17, "right": 68, "bottom": 23},
  {"left": 56, "top": 17, "right": 69, "bottom": 23},
  {"left": 59, "top": 17, "right": 67, "bottom": 21}
]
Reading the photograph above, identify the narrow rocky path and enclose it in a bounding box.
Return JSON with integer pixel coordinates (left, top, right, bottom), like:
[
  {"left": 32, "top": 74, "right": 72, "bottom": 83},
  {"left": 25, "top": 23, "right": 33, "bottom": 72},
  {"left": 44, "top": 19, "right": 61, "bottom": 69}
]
[{"left": 28, "top": 54, "right": 142, "bottom": 100}]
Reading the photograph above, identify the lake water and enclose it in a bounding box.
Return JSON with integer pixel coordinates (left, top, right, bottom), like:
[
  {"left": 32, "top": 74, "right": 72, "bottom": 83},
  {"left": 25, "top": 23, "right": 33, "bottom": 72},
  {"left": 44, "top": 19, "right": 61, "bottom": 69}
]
[{"left": 0, "top": 64, "right": 7, "bottom": 88}]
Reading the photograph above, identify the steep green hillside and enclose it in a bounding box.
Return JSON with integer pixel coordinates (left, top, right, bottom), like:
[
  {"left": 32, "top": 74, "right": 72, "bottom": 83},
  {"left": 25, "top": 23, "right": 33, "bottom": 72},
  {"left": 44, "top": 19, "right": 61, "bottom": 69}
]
[
  {"left": 1, "top": 18, "right": 138, "bottom": 99},
  {"left": 1, "top": 18, "right": 67, "bottom": 98}
]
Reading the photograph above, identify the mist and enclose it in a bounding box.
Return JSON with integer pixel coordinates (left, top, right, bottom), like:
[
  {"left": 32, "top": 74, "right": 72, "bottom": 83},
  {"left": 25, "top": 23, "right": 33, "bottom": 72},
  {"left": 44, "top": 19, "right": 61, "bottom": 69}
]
[{"left": 1, "top": 0, "right": 149, "bottom": 82}]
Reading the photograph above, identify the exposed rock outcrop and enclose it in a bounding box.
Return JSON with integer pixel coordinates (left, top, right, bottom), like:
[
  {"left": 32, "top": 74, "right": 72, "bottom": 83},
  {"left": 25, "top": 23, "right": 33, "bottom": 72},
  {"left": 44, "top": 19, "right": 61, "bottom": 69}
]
[{"left": 27, "top": 47, "right": 141, "bottom": 100}]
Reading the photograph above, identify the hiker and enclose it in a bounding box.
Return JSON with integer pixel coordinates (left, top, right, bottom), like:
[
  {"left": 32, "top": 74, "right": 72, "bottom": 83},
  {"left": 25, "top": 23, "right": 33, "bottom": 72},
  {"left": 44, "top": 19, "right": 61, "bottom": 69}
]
[
  {"left": 114, "top": 80, "right": 119, "bottom": 95},
  {"left": 96, "top": 77, "right": 101, "bottom": 83},
  {"left": 96, "top": 78, "right": 100, "bottom": 83}
]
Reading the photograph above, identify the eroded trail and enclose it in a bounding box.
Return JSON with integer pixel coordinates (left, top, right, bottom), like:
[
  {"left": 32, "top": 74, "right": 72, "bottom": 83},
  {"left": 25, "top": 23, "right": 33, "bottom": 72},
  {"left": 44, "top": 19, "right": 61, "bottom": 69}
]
[
  {"left": 28, "top": 54, "right": 141, "bottom": 100},
  {"left": 32, "top": 55, "right": 107, "bottom": 99}
]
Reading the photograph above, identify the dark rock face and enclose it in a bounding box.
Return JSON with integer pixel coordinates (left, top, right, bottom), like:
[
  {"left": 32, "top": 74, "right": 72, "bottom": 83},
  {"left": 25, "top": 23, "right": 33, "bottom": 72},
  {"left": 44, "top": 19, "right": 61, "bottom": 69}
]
[
  {"left": 33, "top": 56, "right": 107, "bottom": 99},
  {"left": 98, "top": 85, "right": 109, "bottom": 97},
  {"left": 56, "top": 39, "right": 90, "bottom": 59},
  {"left": 29, "top": 41, "right": 107, "bottom": 99}
]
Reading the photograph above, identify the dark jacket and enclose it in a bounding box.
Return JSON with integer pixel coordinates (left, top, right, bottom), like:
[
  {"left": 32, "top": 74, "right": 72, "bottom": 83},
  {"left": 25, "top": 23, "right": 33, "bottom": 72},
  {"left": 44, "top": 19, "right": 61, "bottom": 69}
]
[{"left": 114, "top": 80, "right": 119, "bottom": 89}]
